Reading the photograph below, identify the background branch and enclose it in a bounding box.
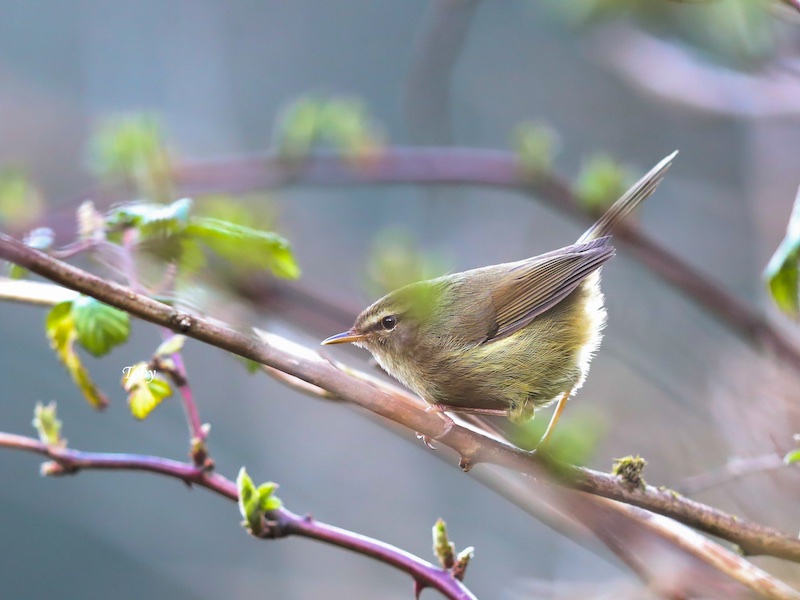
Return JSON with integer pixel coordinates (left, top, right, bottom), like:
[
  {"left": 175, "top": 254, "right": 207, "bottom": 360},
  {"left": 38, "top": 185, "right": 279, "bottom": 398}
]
[{"left": 680, "top": 453, "right": 791, "bottom": 495}]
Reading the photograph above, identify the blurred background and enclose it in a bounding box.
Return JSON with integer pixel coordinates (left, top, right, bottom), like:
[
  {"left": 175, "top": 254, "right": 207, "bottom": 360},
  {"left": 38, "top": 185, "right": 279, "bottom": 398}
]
[{"left": 2, "top": 1, "right": 800, "bottom": 598}]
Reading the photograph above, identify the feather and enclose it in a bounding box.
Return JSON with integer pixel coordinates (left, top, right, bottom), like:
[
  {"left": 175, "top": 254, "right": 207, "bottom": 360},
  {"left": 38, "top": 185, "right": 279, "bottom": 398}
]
[{"left": 485, "top": 238, "right": 614, "bottom": 342}]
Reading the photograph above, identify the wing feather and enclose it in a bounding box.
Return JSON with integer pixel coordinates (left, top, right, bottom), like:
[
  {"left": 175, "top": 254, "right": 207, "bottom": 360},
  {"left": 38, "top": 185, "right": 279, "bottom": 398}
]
[{"left": 485, "top": 237, "right": 614, "bottom": 343}]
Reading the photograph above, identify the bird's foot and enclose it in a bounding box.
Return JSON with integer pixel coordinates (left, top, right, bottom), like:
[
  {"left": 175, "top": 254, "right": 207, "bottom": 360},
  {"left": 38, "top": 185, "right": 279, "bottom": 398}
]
[{"left": 416, "top": 405, "right": 455, "bottom": 448}]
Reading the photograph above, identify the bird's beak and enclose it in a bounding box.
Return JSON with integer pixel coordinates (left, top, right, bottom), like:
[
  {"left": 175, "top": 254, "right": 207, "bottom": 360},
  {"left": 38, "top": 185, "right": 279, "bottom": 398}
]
[{"left": 321, "top": 330, "right": 366, "bottom": 345}]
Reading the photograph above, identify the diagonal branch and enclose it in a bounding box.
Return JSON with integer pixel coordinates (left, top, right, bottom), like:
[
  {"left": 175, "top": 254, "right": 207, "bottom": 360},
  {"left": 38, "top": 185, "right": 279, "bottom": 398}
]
[
  {"left": 0, "top": 432, "right": 477, "bottom": 600},
  {"left": 2, "top": 235, "right": 800, "bottom": 569}
]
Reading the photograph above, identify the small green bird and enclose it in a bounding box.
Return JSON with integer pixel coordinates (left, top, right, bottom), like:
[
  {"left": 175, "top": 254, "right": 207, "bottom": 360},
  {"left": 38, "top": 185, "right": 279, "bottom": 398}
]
[{"left": 323, "top": 151, "right": 677, "bottom": 445}]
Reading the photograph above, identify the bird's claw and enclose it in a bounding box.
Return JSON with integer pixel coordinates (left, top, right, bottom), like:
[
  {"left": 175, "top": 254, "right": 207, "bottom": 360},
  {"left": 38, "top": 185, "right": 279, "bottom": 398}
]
[{"left": 416, "top": 405, "right": 455, "bottom": 449}]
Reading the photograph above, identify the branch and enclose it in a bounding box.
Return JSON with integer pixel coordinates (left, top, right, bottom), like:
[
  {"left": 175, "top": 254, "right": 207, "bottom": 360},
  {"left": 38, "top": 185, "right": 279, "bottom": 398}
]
[
  {"left": 2, "top": 236, "right": 800, "bottom": 567},
  {"left": 404, "top": 0, "right": 479, "bottom": 144},
  {"left": 0, "top": 432, "right": 476, "bottom": 600},
  {"left": 167, "top": 148, "right": 800, "bottom": 374}
]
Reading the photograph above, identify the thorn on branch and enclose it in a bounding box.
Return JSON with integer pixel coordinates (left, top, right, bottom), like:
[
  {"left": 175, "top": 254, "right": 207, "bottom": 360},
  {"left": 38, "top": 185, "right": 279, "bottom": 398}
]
[
  {"left": 40, "top": 460, "right": 79, "bottom": 477},
  {"left": 458, "top": 455, "right": 474, "bottom": 472},
  {"left": 413, "top": 578, "right": 425, "bottom": 599},
  {"left": 170, "top": 312, "right": 193, "bottom": 333}
]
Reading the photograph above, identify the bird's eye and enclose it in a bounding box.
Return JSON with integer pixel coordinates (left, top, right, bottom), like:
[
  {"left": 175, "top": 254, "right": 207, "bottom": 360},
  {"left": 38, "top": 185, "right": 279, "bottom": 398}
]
[{"left": 380, "top": 315, "right": 397, "bottom": 331}]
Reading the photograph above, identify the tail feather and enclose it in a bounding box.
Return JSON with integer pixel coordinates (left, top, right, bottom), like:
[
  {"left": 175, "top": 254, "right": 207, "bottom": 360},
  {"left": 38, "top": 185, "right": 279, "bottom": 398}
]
[{"left": 578, "top": 150, "right": 678, "bottom": 243}]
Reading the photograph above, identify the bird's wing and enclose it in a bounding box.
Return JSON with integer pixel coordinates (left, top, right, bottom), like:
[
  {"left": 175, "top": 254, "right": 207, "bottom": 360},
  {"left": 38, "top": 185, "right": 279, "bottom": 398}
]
[{"left": 484, "top": 237, "right": 615, "bottom": 343}]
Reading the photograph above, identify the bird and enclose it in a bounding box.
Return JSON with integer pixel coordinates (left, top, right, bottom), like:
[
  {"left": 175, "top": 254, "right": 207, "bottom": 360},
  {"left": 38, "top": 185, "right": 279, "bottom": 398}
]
[{"left": 323, "top": 151, "right": 677, "bottom": 446}]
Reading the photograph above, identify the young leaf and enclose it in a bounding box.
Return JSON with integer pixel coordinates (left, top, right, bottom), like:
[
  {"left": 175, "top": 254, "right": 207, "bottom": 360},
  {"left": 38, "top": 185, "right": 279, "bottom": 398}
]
[
  {"left": 0, "top": 168, "right": 44, "bottom": 227},
  {"left": 106, "top": 197, "right": 193, "bottom": 238},
  {"left": 237, "top": 467, "right": 264, "bottom": 535},
  {"left": 575, "top": 155, "right": 630, "bottom": 213},
  {"left": 32, "top": 401, "right": 65, "bottom": 447},
  {"left": 89, "top": 114, "right": 173, "bottom": 198},
  {"left": 155, "top": 335, "right": 186, "bottom": 357},
  {"left": 124, "top": 364, "right": 173, "bottom": 420},
  {"left": 452, "top": 546, "right": 475, "bottom": 582},
  {"left": 45, "top": 301, "right": 109, "bottom": 409},
  {"left": 71, "top": 295, "right": 130, "bottom": 358},
  {"left": 185, "top": 217, "right": 300, "bottom": 279},
  {"left": 765, "top": 185, "right": 800, "bottom": 319},
  {"left": 432, "top": 518, "right": 455, "bottom": 569},
  {"left": 513, "top": 122, "right": 559, "bottom": 177},
  {"left": 77, "top": 200, "right": 106, "bottom": 242},
  {"left": 257, "top": 482, "right": 282, "bottom": 512},
  {"left": 273, "top": 96, "right": 323, "bottom": 160},
  {"left": 784, "top": 448, "right": 800, "bottom": 465}
]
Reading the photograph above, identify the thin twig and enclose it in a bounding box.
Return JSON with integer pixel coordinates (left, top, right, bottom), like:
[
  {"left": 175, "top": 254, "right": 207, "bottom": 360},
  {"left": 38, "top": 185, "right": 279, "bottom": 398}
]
[
  {"left": 0, "top": 432, "right": 477, "bottom": 600},
  {"left": 157, "top": 329, "right": 208, "bottom": 465},
  {"left": 2, "top": 238, "right": 800, "bottom": 567},
  {"left": 167, "top": 148, "right": 800, "bottom": 374}
]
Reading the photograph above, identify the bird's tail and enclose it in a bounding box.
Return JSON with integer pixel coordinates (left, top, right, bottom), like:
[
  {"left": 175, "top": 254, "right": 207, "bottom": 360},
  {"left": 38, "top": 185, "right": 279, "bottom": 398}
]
[{"left": 578, "top": 150, "right": 678, "bottom": 243}]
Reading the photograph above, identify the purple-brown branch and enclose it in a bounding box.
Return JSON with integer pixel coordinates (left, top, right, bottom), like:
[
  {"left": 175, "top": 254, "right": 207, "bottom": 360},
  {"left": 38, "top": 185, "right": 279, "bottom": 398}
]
[
  {"left": 0, "top": 432, "right": 476, "bottom": 600},
  {"left": 2, "top": 234, "right": 800, "bottom": 567}
]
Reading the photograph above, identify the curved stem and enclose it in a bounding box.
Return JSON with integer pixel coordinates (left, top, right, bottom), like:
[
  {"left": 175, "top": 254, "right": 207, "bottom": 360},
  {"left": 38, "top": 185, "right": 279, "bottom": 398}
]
[{"left": 0, "top": 432, "right": 476, "bottom": 600}]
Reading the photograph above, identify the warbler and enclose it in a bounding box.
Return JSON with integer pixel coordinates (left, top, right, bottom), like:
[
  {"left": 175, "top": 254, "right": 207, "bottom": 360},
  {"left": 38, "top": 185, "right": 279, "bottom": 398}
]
[{"left": 323, "top": 151, "right": 677, "bottom": 444}]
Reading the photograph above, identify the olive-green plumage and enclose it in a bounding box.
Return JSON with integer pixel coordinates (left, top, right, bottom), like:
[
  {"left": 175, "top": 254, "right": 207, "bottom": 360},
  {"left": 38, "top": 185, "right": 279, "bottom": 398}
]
[{"left": 323, "top": 151, "right": 677, "bottom": 426}]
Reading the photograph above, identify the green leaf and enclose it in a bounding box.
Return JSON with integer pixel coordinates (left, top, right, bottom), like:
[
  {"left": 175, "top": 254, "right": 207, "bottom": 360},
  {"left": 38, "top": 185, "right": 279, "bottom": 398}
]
[
  {"left": 71, "top": 295, "right": 130, "bottom": 358},
  {"left": 177, "top": 238, "right": 207, "bottom": 277},
  {"left": 765, "top": 239, "right": 800, "bottom": 317},
  {"left": 155, "top": 335, "right": 186, "bottom": 357},
  {"left": 513, "top": 122, "right": 559, "bottom": 177},
  {"left": 765, "top": 187, "right": 800, "bottom": 319},
  {"left": 107, "top": 197, "right": 193, "bottom": 238},
  {"left": 257, "top": 482, "right": 282, "bottom": 512},
  {"left": 186, "top": 217, "right": 300, "bottom": 279},
  {"left": 32, "top": 401, "right": 65, "bottom": 447},
  {"left": 237, "top": 356, "right": 262, "bottom": 375},
  {"left": 574, "top": 155, "right": 631, "bottom": 213},
  {"left": 320, "top": 98, "right": 383, "bottom": 160},
  {"left": 512, "top": 408, "right": 604, "bottom": 465},
  {"left": 45, "top": 301, "right": 109, "bottom": 409},
  {"left": 123, "top": 363, "right": 173, "bottom": 420},
  {"left": 8, "top": 264, "right": 26, "bottom": 280},
  {"left": 237, "top": 467, "right": 264, "bottom": 535},
  {"left": 0, "top": 168, "right": 44, "bottom": 227},
  {"left": 366, "top": 228, "right": 448, "bottom": 297},
  {"left": 89, "top": 114, "right": 173, "bottom": 198},
  {"left": 274, "top": 96, "right": 323, "bottom": 160},
  {"left": 784, "top": 448, "right": 800, "bottom": 465}
]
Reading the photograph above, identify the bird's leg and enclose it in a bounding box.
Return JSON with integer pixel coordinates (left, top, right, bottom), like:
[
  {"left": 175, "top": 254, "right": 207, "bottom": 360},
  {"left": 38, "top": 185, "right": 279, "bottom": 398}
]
[
  {"left": 537, "top": 391, "right": 570, "bottom": 448},
  {"left": 416, "top": 404, "right": 456, "bottom": 449}
]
